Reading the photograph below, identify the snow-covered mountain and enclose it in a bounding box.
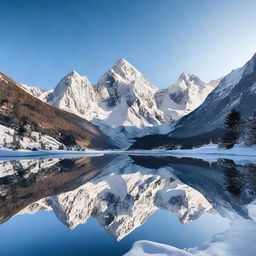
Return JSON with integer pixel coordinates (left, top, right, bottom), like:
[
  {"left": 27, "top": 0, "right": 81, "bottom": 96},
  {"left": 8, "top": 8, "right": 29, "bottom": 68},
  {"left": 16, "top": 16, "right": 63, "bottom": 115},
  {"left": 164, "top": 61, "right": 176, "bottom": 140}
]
[
  {"left": 28, "top": 58, "right": 216, "bottom": 145},
  {"left": 9, "top": 58, "right": 223, "bottom": 148},
  {"left": 10, "top": 54, "right": 256, "bottom": 150},
  {"left": 132, "top": 53, "right": 256, "bottom": 149},
  {"left": 42, "top": 59, "right": 165, "bottom": 132},
  {"left": 170, "top": 53, "right": 256, "bottom": 139},
  {"left": 1, "top": 56, "right": 226, "bottom": 149},
  {"left": 95, "top": 58, "right": 164, "bottom": 128},
  {"left": 155, "top": 72, "right": 219, "bottom": 121},
  {"left": 42, "top": 71, "right": 100, "bottom": 121}
]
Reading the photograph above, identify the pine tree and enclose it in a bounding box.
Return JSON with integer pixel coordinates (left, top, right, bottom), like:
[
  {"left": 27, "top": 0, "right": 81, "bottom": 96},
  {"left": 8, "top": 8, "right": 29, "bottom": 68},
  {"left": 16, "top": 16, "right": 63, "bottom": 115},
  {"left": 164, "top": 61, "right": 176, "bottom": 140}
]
[
  {"left": 222, "top": 109, "right": 242, "bottom": 149},
  {"left": 224, "top": 109, "right": 242, "bottom": 130}
]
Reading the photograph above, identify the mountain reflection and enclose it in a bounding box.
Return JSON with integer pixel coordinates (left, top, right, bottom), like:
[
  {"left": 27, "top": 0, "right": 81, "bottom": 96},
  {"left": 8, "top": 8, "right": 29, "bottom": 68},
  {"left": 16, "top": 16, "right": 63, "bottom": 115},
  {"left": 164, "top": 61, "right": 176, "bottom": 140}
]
[{"left": 0, "top": 155, "right": 255, "bottom": 241}]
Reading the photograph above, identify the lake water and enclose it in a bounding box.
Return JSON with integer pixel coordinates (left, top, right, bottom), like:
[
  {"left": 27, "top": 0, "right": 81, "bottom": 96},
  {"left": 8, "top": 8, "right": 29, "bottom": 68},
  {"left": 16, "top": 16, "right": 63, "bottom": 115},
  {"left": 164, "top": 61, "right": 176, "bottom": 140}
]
[{"left": 0, "top": 154, "right": 255, "bottom": 256}]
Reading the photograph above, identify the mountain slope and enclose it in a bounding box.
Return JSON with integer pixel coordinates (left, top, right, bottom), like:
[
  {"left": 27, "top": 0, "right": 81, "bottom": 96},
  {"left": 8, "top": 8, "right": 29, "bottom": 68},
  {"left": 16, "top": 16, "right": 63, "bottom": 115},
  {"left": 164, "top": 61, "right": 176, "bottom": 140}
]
[
  {"left": 171, "top": 53, "right": 256, "bottom": 138},
  {"left": 0, "top": 72, "right": 117, "bottom": 149}
]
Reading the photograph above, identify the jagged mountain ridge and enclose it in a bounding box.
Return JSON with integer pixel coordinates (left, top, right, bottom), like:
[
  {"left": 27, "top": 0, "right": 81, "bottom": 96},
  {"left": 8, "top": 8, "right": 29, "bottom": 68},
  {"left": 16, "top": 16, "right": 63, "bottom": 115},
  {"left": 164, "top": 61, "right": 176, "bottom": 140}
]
[
  {"left": 18, "top": 83, "right": 47, "bottom": 98},
  {"left": 20, "top": 58, "right": 217, "bottom": 144}
]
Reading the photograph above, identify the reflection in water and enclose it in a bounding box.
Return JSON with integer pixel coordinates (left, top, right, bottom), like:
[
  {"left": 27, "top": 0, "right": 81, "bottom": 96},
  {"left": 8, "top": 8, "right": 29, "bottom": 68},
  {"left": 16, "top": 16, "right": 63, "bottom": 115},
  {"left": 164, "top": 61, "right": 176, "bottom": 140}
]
[
  {"left": 0, "top": 155, "right": 114, "bottom": 224},
  {"left": 0, "top": 154, "right": 256, "bottom": 255}
]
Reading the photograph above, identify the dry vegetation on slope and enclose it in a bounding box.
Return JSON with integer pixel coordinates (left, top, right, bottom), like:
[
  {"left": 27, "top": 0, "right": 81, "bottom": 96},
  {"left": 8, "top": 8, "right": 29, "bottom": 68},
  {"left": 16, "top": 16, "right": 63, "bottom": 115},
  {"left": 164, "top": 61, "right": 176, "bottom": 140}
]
[{"left": 0, "top": 72, "right": 116, "bottom": 149}]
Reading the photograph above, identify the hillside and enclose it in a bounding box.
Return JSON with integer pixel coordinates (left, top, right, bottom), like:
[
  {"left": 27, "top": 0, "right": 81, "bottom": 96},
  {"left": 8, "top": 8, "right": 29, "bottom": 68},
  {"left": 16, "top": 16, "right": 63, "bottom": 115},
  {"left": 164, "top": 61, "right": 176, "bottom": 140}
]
[{"left": 0, "top": 72, "right": 117, "bottom": 149}]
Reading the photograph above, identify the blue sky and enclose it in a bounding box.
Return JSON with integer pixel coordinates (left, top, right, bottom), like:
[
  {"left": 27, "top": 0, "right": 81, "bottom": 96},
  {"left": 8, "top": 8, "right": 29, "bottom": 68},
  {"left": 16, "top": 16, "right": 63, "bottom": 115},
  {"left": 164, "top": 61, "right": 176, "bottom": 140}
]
[{"left": 1, "top": 0, "right": 256, "bottom": 89}]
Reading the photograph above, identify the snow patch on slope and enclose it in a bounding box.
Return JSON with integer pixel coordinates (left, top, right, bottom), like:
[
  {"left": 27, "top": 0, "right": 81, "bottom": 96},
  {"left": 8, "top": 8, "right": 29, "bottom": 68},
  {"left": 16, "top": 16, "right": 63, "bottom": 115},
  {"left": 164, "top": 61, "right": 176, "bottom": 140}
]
[{"left": 0, "top": 124, "right": 63, "bottom": 150}]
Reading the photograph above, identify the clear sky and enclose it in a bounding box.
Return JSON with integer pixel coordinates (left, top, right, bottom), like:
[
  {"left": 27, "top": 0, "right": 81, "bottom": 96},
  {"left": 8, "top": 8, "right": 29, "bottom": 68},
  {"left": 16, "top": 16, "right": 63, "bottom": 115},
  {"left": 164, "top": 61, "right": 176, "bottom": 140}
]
[{"left": 1, "top": 0, "right": 256, "bottom": 90}]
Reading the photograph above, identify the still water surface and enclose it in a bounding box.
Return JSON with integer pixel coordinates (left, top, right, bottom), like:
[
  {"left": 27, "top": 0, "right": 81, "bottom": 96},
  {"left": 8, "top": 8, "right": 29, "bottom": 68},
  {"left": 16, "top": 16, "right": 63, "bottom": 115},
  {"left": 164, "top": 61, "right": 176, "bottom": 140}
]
[{"left": 0, "top": 154, "right": 255, "bottom": 256}]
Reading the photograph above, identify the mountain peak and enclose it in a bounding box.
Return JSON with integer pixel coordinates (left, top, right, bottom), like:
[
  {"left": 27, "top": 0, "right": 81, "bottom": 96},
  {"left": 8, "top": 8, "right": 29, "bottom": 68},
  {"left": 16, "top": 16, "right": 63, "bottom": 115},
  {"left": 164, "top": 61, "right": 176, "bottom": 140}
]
[
  {"left": 112, "top": 58, "right": 138, "bottom": 74},
  {"left": 101, "top": 58, "right": 143, "bottom": 85},
  {"left": 51, "top": 70, "right": 91, "bottom": 100},
  {"left": 115, "top": 58, "right": 131, "bottom": 66},
  {"left": 179, "top": 72, "right": 201, "bottom": 81},
  {"left": 179, "top": 72, "right": 190, "bottom": 79},
  {"left": 64, "top": 70, "right": 90, "bottom": 84},
  {"left": 177, "top": 72, "right": 205, "bottom": 89},
  {"left": 67, "top": 70, "right": 81, "bottom": 78}
]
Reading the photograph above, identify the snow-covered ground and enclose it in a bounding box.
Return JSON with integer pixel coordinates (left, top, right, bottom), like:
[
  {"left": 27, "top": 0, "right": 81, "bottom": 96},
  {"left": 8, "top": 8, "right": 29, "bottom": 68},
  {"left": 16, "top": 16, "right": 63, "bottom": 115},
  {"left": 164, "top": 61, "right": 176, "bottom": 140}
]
[
  {"left": 171, "top": 143, "right": 256, "bottom": 156},
  {"left": 0, "top": 144, "right": 255, "bottom": 162},
  {"left": 0, "top": 124, "right": 63, "bottom": 150},
  {"left": 124, "top": 219, "right": 256, "bottom": 256},
  {"left": 0, "top": 149, "right": 104, "bottom": 160},
  {"left": 163, "top": 144, "right": 256, "bottom": 164}
]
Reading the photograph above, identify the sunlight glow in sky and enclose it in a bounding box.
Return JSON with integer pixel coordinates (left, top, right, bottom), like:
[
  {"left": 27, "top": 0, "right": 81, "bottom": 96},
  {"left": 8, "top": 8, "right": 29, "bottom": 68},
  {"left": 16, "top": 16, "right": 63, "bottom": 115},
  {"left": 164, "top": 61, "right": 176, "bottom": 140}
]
[{"left": 1, "top": 0, "right": 256, "bottom": 89}]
